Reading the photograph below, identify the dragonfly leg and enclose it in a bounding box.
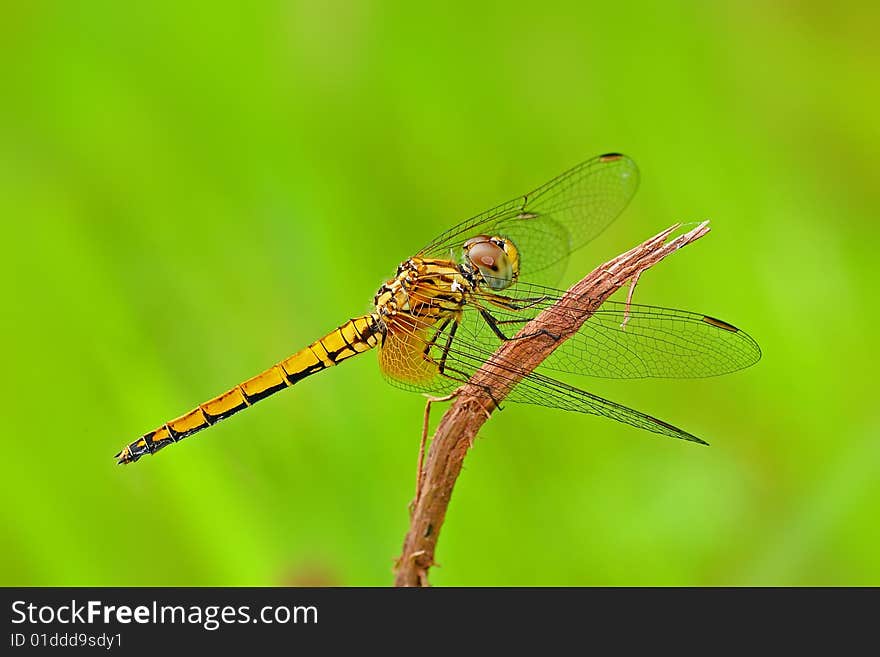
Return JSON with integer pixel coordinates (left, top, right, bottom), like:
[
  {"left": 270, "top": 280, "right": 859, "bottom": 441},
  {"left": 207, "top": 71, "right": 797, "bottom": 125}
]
[
  {"left": 483, "top": 293, "right": 550, "bottom": 311},
  {"left": 411, "top": 391, "right": 459, "bottom": 514},
  {"left": 439, "top": 364, "right": 505, "bottom": 414},
  {"left": 421, "top": 317, "right": 452, "bottom": 359},
  {"left": 432, "top": 320, "right": 506, "bottom": 412},
  {"left": 492, "top": 317, "right": 531, "bottom": 327},
  {"left": 435, "top": 319, "right": 458, "bottom": 375},
  {"left": 479, "top": 308, "right": 560, "bottom": 342}
]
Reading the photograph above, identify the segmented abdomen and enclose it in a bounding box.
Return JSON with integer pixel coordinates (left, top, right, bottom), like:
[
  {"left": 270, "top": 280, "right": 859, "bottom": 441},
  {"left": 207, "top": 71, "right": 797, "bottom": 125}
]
[{"left": 115, "top": 315, "right": 381, "bottom": 464}]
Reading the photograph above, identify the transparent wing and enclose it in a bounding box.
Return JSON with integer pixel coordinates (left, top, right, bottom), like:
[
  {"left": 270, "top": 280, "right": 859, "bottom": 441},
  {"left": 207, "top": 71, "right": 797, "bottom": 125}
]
[
  {"left": 505, "top": 370, "right": 707, "bottom": 445},
  {"left": 461, "top": 283, "right": 762, "bottom": 379},
  {"left": 377, "top": 313, "right": 454, "bottom": 394},
  {"left": 418, "top": 153, "right": 639, "bottom": 287},
  {"left": 377, "top": 311, "right": 707, "bottom": 445}
]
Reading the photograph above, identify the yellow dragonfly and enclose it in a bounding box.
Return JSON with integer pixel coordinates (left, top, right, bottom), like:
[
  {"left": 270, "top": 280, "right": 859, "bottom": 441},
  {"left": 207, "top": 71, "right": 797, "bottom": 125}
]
[{"left": 115, "top": 153, "right": 760, "bottom": 465}]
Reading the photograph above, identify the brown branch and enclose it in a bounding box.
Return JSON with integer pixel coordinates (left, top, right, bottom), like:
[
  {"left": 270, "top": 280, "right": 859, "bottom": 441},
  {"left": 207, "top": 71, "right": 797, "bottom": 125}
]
[{"left": 393, "top": 221, "right": 711, "bottom": 586}]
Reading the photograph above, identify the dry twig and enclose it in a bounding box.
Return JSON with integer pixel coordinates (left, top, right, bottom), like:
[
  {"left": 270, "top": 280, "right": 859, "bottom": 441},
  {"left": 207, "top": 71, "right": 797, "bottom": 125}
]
[{"left": 393, "top": 222, "right": 711, "bottom": 586}]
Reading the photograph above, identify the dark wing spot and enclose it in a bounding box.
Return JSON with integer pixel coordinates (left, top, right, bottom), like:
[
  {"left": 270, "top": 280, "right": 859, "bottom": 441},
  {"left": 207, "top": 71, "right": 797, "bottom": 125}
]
[
  {"left": 702, "top": 315, "right": 738, "bottom": 332},
  {"left": 599, "top": 152, "right": 624, "bottom": 162}
]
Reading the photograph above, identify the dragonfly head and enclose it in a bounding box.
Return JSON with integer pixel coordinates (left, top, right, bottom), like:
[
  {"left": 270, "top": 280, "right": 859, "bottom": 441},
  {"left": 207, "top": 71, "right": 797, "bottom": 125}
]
[{"left": 463, "top": 235, "right": 520, "bottom": 291}]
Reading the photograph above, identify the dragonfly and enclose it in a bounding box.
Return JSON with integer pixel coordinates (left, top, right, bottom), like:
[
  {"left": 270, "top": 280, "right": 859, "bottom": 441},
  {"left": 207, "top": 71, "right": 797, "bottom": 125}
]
[{"left": 115, "top": 153, "right": 761, "bottom": 465}]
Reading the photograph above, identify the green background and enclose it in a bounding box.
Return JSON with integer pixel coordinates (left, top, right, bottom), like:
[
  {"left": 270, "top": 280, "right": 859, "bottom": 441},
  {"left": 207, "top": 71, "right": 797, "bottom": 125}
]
[{"left": 2, "top": 1, "right": 877, "bottom": 586}]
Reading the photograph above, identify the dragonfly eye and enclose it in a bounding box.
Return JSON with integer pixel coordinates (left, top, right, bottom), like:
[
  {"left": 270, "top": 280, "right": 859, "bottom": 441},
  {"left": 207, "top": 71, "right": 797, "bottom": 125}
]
[{"left": 464, "top": 236, "right": 519, "bottom": 291}]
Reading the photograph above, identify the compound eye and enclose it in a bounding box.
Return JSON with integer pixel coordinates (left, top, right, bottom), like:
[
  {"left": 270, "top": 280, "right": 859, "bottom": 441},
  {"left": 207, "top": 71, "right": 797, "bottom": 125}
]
[{"left": 465, "top": 239, "right": 513, "bottom": 291}]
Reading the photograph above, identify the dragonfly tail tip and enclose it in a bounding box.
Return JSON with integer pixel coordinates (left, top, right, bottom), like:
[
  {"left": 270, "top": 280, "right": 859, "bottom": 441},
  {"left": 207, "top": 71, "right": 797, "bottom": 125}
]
[{"left": 114, "top": 448, "right": 133, "bottom": 465}]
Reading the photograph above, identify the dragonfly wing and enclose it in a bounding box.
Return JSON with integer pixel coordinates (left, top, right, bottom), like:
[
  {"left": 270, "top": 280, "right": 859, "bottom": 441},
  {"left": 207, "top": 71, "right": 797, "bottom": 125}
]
[
  {"left": 388, "top": 319, "right": 709, "bottom": 445},
  {"left": 464, "top": 284, "right": 762, "bottom": 379},
  {"left": 377, "top": 314, "right": 460, "bottom": 395},
  {"left": 418, "top": 154, "right": 639, "bottom": 287},
  {"left": 504, "top": 370, "right": 707, "bottom": 444}
]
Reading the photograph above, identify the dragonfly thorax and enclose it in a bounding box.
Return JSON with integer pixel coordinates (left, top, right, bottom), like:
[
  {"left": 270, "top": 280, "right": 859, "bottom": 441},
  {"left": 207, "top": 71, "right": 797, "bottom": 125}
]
[
  {"left": 373, "top": 257, "right": 471, "bottom": 325},
  {"left": 461, "top": 235, "right": 520, "bottom": 291}
]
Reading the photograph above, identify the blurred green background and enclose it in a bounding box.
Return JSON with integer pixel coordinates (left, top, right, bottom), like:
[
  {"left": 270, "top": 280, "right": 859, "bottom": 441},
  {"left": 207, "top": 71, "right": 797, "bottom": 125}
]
[{"left": 2, "top": 1, "right": 878, "bottom": 586}]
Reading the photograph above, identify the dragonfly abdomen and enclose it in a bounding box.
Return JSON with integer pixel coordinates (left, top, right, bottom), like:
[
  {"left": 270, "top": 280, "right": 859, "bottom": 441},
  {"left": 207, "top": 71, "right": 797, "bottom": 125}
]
[{"left": 115, "top": 314, "right": 382, "bottom": 464}]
